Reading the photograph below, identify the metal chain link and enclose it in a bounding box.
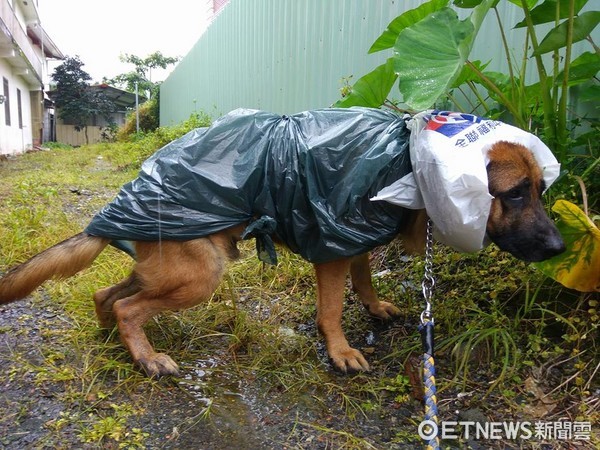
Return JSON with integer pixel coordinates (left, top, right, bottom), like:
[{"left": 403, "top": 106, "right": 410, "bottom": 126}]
[{"left": 420, "top": 219, "right": 435, "bottom": 324}]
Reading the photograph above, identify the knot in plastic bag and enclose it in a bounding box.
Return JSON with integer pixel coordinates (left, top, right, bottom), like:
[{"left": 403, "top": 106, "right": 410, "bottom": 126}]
[{"left": 242, "top": 216, "right": 278, "bottom": 265}]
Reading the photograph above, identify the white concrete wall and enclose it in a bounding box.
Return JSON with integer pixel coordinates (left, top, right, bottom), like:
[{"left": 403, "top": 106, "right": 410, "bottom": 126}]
[{"left": 0, "top": 59, "right": 34, "bottom": 155}]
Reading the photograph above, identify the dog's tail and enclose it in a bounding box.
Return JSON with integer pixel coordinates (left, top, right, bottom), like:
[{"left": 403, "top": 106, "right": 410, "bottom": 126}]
[{"left": 0, "top": 233, "right": 110, "bottom": 304}]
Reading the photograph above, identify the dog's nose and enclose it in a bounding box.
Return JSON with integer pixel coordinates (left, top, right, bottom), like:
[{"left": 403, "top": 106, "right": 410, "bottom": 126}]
[{"left": 542, "top": 232, "right": 566, "bottom": 260}]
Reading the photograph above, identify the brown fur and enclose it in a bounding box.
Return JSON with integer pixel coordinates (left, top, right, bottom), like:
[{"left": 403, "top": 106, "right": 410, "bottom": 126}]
[
  {"left": 0, "top": 142, "right": 564, "bottom": 377},
  {"left": 0, "top": 234, "right": 110, "bottom": 303}
]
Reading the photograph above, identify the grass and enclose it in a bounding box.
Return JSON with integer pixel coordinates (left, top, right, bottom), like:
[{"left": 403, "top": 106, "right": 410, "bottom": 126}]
[{"left": 0, "top": 129, "right": 598, "bottom": 448}]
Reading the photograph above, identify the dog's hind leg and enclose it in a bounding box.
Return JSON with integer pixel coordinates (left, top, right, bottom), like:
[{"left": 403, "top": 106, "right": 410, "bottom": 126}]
[
  {"left": 350, "top": 253, "right": 400, "bottom": 320},
  {"left": 112, "top": 290, "right": 184, "bottom": 377},
  {"left": 315, "top": 259, "right": 370, "bottom": 373},
  {"left": 93, "top": 273, "right": 141, "bottom": 329},
  {"left": 112, "top": 234, "right": 235, "bottom": 377}
]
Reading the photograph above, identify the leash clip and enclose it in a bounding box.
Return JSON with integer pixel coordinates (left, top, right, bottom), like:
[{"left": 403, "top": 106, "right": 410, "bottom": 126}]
[{"left": 420, "top": 309, "right": 434, "bottom": 325}]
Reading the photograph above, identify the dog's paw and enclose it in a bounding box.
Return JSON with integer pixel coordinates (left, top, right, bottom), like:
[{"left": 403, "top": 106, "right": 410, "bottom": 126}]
[
  {"left": 365, "top": 300, "right": 400, "bottom": 321},
  {"left": 137, "top": 353, "right": 180, "bottom": 378},
  {"left": 96, "top": 315, "right": 117, "bottom": 330},
  {"left": 330, "top": 347, "right": 371, "bottom": 373}
]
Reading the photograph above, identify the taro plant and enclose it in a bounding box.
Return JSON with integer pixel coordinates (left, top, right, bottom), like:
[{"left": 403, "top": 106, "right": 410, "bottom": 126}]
[{"left": 335, "top": 0, "right": 600, "bottom": 162}]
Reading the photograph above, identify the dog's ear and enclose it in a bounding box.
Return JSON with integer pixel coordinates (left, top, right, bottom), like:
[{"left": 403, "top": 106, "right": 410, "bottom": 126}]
[{"left": 486, "top": 141, "right": 544, "bottom": 198}]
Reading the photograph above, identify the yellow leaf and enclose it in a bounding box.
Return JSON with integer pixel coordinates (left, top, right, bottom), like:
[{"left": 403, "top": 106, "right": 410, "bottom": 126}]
[{"left": 534, "top": 200, "right": 600, "bottom": 292}]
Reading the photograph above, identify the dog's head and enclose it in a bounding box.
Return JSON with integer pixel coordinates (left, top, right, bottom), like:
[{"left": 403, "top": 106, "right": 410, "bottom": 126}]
[{"left": 486, "top": 141, "right": 565, "bottom": 262}]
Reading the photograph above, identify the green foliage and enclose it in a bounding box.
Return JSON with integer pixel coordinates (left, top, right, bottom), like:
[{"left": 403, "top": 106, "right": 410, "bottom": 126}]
[
  {"left": 534, "top": 198, "right": 600, "bottom": 292},
  {"left": 105, "top": 111, "right": 212, "bottom": 168},
  {"left": 336, "top": 59, "right": 397, "bottom": 108},
  {"left": 335, "top": 0, "right": 494, "bottom": 110},
  {"left": 335, "top": 0, "right": 600, "bottom": 163},
  {"left": 117, "top": 97, "right": 160, "bottom": 139},
  {"left": 100, "top": 123, "right": 119, "bottom": 142},
  {"left": 43, "top": 141, "right": 75, "bottom": 151},
  {"left": 51, "top": 56, "right": 118, "bottom": 142},
  {"left": 532, "top": 10, "right": 600, "bottom": 56},
  {"left": 51, "top": 55, "right": 91, "bottom": 93},
  {"left": 394, "top": 0, "right": 494, "bottom": 110},
  {"left": 399, "top": 245, "right": 599, "bottom": 395},
  {"left": 336, "top": 0, "right": 600, "bottom": 305},
  {"left": 78, "top": 403, "right": 148, "bottom": 448},
  {"left": 106, "top": 51, "right": 179, "bottom": 100},
  {"left": 368, "top": 0, "right": 450, "bottom": 53},
  {"left": 513, "top": 0, "right": 588, "bottom": 27}
]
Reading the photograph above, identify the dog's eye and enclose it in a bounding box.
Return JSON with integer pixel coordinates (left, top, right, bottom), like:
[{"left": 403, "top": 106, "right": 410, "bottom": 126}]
[{"left": 505, "top": 188, "right": 523, "bottom": 201}]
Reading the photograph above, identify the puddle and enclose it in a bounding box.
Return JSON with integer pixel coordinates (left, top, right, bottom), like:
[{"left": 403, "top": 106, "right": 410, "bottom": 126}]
[{"left": 175, "top": 357, "right": 288, "bottom": 448}]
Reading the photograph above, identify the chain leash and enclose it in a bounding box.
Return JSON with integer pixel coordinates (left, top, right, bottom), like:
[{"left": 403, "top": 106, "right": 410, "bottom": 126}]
[
  {"left": 419, "top": 219, "right": 440, "bottom": 450},
  {"left": 420, "top": 218, "right": 435, "bottom": 324}
]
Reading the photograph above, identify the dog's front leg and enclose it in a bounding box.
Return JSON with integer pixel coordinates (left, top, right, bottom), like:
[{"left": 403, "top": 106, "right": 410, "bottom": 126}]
[
  {"left": 314, "top": 259, "right": 370, "bottom": 373},
  {"left": 350, "top": 253, "right": 400, "bottom": 320}
]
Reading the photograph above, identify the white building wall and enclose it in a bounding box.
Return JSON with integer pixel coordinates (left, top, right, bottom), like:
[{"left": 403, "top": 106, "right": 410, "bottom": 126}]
[{"left": 0, "top": 59, "right": 34, "bottom": 155}]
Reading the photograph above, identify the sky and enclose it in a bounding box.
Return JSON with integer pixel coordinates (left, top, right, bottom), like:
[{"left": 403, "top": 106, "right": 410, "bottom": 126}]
[{"left": 40, "top": 0, "right": 214, "bottom": 84}]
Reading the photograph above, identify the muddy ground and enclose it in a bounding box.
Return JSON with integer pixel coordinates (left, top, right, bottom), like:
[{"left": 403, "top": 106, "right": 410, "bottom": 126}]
[
  {"left": 2, "top": 293, "right": 596, "bottom": 449},
  {"left": 0, "top": 293, "right": 425, "bottom": 449}
]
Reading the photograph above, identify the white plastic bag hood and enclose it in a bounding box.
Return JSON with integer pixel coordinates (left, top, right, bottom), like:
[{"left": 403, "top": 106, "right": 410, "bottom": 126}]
[{"left": 372, "top": 111, "right": 560, "bottom": 253}]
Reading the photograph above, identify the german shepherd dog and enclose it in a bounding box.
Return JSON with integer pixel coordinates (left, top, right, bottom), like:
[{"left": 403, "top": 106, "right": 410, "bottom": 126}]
[{"left": 0, "top": 140, "right": 565, "bottom": 377}]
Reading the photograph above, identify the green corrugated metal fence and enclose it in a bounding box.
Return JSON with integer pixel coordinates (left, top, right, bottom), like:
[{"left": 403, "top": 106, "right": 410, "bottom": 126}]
[
  {"left": 160, "top": 0, "right": 597, "bottom": 126},
  {"left": 160, "top": 0, "right": 424, "bottom": 124}
]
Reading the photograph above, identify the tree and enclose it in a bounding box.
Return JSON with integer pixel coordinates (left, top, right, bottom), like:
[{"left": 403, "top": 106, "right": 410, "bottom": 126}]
[
  {"left": 107, "top": 51, "right": 179, "bottom": 99},
  {"left": 51, "top": 56, "right": 117, "bottom": 144}
]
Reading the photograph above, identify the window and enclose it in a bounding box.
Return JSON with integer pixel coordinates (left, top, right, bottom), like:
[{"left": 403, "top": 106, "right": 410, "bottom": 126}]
[
  {"left": 3, "top": 77, "right": 9, "bottom": 126},
  {"left": 17, "top": 88, "right": 23, "bottom": 129}
]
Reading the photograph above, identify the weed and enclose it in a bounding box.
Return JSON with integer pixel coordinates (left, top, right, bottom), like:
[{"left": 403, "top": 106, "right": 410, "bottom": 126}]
[
  {"left": 78, "top": 402, "right": 148, "bottom": 448},
  {"left": 104, "top": 111, "right": 212, "bottom": 168}
]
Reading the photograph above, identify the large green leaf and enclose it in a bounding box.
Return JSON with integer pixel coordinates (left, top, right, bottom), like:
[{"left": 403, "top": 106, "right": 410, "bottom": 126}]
[
  {"left": 556, "top": 51, "right": 600, "bottom": 86},
  {"left": 369, "top": 0, "right": 449, "bottom": 53},
  {"left": 534, "top": 200, "right": 600, "bottom": 292},
  {"left": 393, "top": 0, "right": 494, "bottom": 110},
  {"left": 514, "top": 0, "right": 588, "bottom": 28},
  {"left": 450, "top": 60, "right": 491, "bottom": 87},
  {"left": 577, "top": 84, "right": 600, "bottom": 104},
  {"left": 453, "top": 0, "right": 488, "bottom": 7},
  {"left": 533, "top": 10, "right": 600, "bottom": 55},
  {"left": 333, "top": 58, "right": 397, "bottom": 108}
]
